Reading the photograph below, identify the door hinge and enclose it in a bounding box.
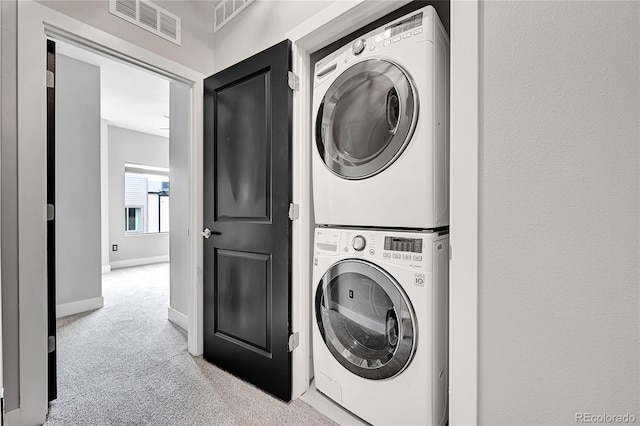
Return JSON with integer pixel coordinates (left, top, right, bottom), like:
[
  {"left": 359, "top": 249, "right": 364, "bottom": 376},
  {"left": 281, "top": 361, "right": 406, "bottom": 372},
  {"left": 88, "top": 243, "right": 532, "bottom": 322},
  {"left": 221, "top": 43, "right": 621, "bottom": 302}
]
[
  {"left": 287, "top": 71, "right": 299, "bottom": 91},
  {"left": 288, "top": 203, "right": 299, "bottom": 221},
  {"left": 47, "top": 204, "right": 55, "bottom": 221},
  {"left": 46, "top": 70, "right": 55, "bottom": 88},
  {"left": 287, "top": 332, "right": 299, "bottom": 352},
  {"left": 48, "top": 335, "right": 56, "bottom": 353}
]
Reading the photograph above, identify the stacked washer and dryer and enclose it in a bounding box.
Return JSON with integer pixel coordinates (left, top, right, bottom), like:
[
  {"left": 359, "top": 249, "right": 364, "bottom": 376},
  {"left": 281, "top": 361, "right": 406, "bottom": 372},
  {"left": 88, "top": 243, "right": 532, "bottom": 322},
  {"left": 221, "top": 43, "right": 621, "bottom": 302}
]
[{"left": 311, "top": 6, "right": 450, "bottom": 426}]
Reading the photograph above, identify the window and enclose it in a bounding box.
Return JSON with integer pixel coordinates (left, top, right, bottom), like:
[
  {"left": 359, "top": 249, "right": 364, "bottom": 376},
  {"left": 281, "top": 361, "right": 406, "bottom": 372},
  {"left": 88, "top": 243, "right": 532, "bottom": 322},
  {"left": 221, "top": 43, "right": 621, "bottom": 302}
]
[
  {"left": 125, "top": 207, "right": 143, "bottom": 232},
  {"left": 124, "top": 163, "right": 170, "bottom": 234}
]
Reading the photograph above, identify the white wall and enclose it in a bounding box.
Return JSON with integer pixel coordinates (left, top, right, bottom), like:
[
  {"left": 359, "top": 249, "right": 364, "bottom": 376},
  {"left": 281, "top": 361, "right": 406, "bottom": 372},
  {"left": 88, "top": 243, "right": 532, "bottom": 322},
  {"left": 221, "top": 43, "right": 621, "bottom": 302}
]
[
  {"left": 169, "top": 81, "right": 190, "bottom": 318},
  {"left": 0, "top": 0, "right": 19, "bottom": 413},
  {"left": 212, "top": 0, "right": 332, "bottom": 72},
  {"left": 108, "top": 125, "right": 170, "bottom": 267},
  {"left": 479, "top": 1, "right": 640, "bottom": 423},
  {"left": 35, "top": 0, "right": 215, "bottom": 75},
  {"left": 55, "top": 54, "right": 103, "bottom": 312}
]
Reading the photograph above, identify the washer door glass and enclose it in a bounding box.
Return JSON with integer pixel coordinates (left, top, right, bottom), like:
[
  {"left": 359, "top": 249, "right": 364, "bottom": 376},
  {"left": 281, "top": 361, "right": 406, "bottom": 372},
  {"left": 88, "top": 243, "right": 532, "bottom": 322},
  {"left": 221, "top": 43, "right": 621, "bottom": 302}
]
[
  {"left": 315, "top": 259, "right": 416, "bottom": 380},
  {"left": 316, "top": 59, "right": 417, "bottom": 180}
]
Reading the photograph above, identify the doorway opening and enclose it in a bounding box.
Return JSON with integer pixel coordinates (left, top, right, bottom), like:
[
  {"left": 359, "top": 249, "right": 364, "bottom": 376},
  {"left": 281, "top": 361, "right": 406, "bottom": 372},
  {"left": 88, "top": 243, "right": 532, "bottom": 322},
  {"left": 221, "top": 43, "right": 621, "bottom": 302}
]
[{"left": 47, "top": 38, "right": 192, "bottom": 412}]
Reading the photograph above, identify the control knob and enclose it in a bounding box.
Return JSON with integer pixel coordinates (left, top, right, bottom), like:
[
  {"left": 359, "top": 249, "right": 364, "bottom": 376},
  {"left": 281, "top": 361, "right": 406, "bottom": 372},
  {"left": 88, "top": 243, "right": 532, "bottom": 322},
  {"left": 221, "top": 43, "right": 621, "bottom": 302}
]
[
  {"left": 352, "top": 235, "right": 366, "bottom": 251},
  {"left": 352, "top": 39, "right": 366, "bottom": 55}
]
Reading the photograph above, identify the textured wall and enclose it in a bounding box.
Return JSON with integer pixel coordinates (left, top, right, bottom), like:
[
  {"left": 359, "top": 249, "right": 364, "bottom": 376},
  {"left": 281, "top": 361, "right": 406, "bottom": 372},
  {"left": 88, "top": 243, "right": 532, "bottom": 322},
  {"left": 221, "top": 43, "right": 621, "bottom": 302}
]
[
  {"left": 479, "top": 1, "right": 640, "bottom": 424},
  {"left": 56, "top": 54, "right": 103, "bottom": 306}
]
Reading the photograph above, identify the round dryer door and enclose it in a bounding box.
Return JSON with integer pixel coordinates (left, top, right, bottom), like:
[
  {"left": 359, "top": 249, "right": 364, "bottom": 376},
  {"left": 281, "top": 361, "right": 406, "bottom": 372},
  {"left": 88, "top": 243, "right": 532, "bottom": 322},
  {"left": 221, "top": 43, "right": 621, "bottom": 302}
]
[
  {"left": 316, "top": 59, "right": 418, "bottom": 180},
  {"left": 315, "top": 259, "right": 417, "bottom": 380}
]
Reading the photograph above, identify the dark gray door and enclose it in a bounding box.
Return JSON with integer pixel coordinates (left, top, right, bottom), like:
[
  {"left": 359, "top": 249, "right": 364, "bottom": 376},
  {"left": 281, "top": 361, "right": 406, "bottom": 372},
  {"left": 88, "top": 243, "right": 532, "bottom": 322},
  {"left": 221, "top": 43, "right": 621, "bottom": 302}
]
[
  {"left": 203, "top": 40, "right": 293, "bottom": 401},
  {"left": 46, "top": 39, "right": 57, "bottom": 401}
]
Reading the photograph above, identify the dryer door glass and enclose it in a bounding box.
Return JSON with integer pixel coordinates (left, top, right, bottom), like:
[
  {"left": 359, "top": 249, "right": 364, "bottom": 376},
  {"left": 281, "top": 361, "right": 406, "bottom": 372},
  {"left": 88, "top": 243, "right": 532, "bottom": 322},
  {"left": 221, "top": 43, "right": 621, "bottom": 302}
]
[
  {"left": 316, "top": 59, "right": 417, "bottom": 180},
  {"left": 315, "top": 259, "right": 416, "bottom": 380}
]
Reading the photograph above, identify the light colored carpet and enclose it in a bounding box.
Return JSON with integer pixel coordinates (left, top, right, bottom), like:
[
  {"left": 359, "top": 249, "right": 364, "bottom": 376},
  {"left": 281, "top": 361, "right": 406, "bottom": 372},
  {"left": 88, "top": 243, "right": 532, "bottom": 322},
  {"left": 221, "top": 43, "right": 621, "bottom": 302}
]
[{"left": 45, "top": 263, "right": 337, "bottom": 426}]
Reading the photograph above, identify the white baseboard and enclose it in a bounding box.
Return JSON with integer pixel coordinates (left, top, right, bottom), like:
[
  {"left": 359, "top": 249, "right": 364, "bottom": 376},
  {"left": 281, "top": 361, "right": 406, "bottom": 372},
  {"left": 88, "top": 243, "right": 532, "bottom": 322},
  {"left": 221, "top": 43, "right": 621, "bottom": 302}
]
[
  {"left": 5, "top": 408, "right": 20, "bottom": 426},
  {"left": 167, "top": 306, "right": 188, "bottom": 330},
  {"left": 110, "top": 255, "right": 169, "bottom": 270},
  {"left": 102, "top": 265, "right": 111, "bottom": 274},
  {"left": 56, "top": 296, "right": 104, "bottom": 319}
]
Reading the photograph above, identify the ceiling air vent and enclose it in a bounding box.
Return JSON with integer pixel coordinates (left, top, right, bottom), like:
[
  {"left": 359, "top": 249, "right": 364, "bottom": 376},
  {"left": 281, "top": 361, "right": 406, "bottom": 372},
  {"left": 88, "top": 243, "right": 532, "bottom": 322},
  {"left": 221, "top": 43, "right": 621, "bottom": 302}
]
[
  {"left": 110, "top": 0, "right": 181, "bottom": 45},
  {"left": 213, "top": 0, "right": 255, "bottom": 33}
]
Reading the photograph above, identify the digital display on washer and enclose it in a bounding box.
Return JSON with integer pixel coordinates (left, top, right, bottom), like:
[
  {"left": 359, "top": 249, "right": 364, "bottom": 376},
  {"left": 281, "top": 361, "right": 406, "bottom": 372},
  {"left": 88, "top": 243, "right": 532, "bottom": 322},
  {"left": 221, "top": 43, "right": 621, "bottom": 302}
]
[
  {"left": 385, "top": 12, "right": 423, "bottom": 37},
  {"left": 384, "top": 237, "right": 423, "bottom": 253}
]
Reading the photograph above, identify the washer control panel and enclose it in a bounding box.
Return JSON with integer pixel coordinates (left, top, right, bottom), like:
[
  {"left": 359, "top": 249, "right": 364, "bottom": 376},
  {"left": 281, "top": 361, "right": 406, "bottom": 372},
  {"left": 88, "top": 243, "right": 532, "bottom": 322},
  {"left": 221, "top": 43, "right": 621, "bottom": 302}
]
[{"left": 314, "top": 228, "right": 434, "bottom": 268}]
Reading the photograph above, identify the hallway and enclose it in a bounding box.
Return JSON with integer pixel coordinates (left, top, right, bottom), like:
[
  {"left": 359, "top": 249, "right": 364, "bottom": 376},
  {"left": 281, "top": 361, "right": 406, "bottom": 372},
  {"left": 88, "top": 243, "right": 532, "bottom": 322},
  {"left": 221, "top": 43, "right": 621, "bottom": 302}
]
[{"left": 45, "top": 263, "right": 335, "bottom": 425}]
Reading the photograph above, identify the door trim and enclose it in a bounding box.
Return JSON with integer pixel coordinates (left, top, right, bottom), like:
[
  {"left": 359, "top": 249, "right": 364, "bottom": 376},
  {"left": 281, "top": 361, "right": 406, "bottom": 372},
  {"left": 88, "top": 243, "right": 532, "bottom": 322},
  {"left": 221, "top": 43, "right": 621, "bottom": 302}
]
[
  {"left": 287, "top": 1, "right": 480, "bottom": 423},
  {"left": 17, "top": 2, "right": 204, "bottom": 423}
]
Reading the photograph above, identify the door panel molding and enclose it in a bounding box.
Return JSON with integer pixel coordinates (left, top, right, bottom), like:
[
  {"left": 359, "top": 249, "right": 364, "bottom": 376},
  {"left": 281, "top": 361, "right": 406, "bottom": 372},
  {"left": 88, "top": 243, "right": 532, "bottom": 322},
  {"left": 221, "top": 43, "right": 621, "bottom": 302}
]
[{"left": 215, "top": 249, "right": 272, "bottom": 353}]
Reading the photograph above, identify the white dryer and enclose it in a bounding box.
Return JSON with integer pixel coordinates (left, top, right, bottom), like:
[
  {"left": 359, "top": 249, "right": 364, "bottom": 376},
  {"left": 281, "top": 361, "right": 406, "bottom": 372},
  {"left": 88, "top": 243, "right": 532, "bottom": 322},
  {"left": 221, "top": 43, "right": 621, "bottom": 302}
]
[
  {"left": 312, "top": 227, "right": 449, "bottom": 426},
  {"left": 312, "top": 6, "right": 450, "bottom": 229}
]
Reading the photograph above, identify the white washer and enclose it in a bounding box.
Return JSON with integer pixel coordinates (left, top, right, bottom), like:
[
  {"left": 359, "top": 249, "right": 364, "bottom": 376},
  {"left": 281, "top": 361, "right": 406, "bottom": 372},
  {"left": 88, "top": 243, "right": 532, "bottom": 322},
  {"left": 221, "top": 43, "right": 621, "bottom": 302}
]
[
  {"left": 312, "top": 227, "right": 449, "bottom": 426},
  {"left": 312, "top": 6, "right": 450, "bottom": 229}
]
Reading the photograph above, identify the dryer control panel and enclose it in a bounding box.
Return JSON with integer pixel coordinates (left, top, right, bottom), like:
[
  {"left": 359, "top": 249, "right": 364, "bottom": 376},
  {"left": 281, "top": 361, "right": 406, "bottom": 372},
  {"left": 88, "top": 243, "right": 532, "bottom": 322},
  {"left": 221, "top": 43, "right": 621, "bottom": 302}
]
[{"left": 314, "top": 7, "right": 440, "bottom": 88}]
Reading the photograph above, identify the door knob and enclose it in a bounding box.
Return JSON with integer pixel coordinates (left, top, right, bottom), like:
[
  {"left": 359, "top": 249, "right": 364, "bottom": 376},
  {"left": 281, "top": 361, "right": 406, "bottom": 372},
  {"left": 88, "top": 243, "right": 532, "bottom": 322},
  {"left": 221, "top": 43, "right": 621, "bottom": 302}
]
[{"left": 202, "top": 228, "right": 221, "bottom": 238}]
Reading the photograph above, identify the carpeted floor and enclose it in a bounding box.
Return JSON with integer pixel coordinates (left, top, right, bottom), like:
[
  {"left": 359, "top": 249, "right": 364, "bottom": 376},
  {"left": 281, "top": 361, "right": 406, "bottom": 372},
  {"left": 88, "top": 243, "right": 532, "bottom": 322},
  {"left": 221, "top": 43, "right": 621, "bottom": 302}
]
[{"left": 45, "top": 263, "right": 337, "bottom": 426}]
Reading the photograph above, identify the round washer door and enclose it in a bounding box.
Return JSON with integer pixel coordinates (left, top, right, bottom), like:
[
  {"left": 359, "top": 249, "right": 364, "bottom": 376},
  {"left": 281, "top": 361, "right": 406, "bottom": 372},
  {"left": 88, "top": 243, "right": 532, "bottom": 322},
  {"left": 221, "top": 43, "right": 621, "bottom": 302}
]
[
  {"left": 315, "top": 259, "right": 416, "bottom": 380},
  {"left": 316, "top": 59, "right": 418, "bottom": 180}
]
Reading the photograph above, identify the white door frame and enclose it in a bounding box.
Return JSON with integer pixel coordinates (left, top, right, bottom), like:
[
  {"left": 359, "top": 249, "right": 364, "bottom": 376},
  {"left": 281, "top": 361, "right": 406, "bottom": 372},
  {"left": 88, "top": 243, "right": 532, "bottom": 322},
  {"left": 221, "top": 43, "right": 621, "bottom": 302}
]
[
  {"left": 286, "top": 1, "right": 480, "bottom": 423},
  {"left": 17, "top": 2, "right": 203, "bottom": 424},
  {"left": 448, "top": 2, "right": 480, "bottom": 423}
]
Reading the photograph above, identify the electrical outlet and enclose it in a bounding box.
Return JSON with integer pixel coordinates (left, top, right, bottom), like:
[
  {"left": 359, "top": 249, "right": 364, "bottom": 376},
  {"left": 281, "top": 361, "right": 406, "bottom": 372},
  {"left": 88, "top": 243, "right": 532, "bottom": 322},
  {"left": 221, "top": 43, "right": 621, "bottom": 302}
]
[{"left": 112, "top": 244, "right": 118, "bottom": 251}]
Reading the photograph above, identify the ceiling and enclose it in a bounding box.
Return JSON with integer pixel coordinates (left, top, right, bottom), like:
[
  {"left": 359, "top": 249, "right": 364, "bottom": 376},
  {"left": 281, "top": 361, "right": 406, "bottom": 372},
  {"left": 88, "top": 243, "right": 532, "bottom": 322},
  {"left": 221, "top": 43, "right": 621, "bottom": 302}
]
[{"left": 57, "top": 41, "right": 170, "bottom": 137}]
